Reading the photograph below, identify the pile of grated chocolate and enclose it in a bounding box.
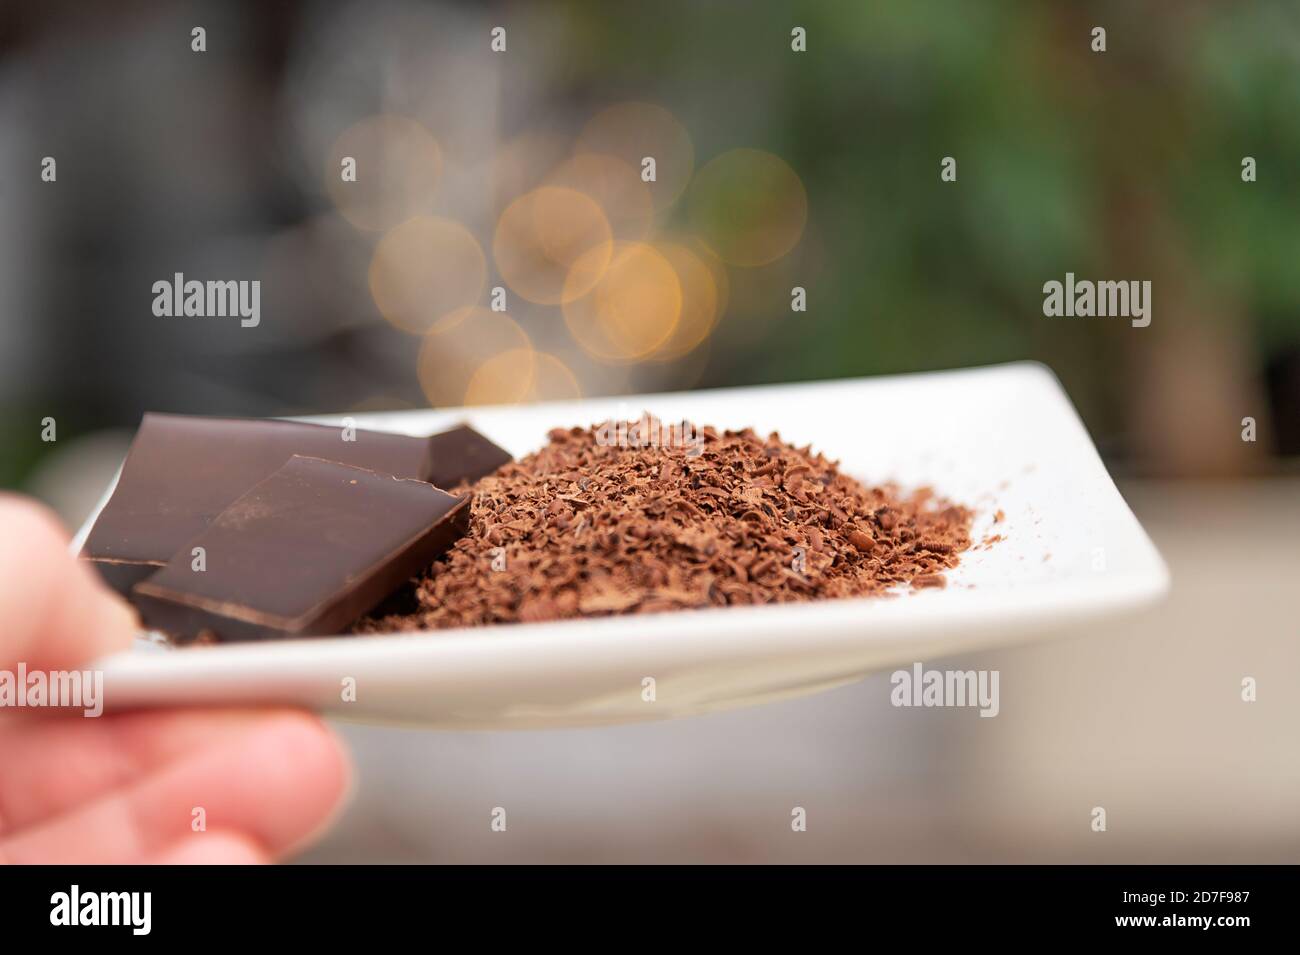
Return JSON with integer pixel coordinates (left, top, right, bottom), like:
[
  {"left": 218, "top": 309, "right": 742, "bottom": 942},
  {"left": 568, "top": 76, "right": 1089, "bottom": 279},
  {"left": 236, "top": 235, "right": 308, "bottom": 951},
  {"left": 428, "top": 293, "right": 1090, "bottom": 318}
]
[{"left": 359, "top": 418, "right": 974, "bottom": 632}]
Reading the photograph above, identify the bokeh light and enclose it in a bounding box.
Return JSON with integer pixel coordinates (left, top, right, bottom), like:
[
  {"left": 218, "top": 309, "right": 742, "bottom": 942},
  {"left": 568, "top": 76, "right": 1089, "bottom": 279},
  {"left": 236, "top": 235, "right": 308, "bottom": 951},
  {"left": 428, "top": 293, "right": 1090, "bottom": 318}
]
[
  {"left": 563, "top": 241, "right": 681, "bottom": 363},
  {"left": 326, "top": 115, "right": 442, "bottom": 232},
  {"left": 369, "top": 217, "right": 486, "bottom": 335},
  {"left": 464, "top": 349, "right": 582, "bottom": 405},
  {"left": 416, "top": 307, "right": 533, "bottom": 407},
  {"left": 576, "top": 102, "right": 695, "bottom": 212},
  {"left": 688, "top": 148, "right": 807, "bottom": 267},
  {"left": 526, "top": 352, "right": 583, "bottom": 401},
  {"left": 462, "top": 348, "right": 535, "bottom": 406},
  {"left": 644, "top": 241, "right": 723, "bottom": 363},
  {"left": 546, "top": 153, "right": 654, "bottom": 241},
  {"left": 493, "top": 186, "right": 613, "bottom": 305}
]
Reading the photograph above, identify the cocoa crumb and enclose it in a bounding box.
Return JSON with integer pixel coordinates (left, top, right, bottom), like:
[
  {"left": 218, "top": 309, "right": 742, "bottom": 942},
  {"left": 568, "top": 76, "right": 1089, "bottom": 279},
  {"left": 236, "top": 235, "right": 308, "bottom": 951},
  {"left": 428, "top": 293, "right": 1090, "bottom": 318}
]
[{"left": 911, "top": 574, "right": 947, "bottom": 589}]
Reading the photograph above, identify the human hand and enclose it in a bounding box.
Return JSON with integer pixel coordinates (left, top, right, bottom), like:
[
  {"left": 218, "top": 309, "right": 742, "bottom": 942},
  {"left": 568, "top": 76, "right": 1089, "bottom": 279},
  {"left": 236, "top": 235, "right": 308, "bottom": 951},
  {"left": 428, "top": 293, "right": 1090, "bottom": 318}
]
[{"left": 0, "top": 494, "right": 351, "bottom": 863}]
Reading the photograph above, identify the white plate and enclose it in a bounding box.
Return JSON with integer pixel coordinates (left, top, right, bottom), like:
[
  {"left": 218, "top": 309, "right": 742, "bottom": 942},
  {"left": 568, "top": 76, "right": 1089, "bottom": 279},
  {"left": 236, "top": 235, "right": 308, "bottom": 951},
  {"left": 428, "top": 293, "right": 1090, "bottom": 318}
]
[{"left": 73, "top": 362, "right": 1168, "bottom": 728}]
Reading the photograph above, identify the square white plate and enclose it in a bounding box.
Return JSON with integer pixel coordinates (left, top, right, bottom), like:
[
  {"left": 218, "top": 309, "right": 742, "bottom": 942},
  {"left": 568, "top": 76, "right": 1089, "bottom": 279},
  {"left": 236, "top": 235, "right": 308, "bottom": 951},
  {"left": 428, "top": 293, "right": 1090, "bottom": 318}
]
[{"left": 74, "top": 362, "right": 1168, "bottom": 728}]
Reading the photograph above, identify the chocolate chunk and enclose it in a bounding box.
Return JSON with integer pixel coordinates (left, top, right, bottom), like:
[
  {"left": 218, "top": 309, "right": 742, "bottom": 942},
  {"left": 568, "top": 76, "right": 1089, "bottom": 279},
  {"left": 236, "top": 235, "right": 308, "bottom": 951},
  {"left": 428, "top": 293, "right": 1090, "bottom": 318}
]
[
  {"left": 81, "top": 413, "right": 508, "bottom": 594},
  {"left": 423, "top": 424, "right": 514, "bottom": 491},
  {"left": 132, "top": 455, "right": 470, "bottom": 642}
]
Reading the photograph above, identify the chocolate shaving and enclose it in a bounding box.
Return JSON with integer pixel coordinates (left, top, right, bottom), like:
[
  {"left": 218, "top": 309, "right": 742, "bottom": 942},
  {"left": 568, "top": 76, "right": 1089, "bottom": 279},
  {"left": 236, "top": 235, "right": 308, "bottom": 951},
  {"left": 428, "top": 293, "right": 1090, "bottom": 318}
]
[{"left": 358, "top": 418, "right": 975, "bottom": 633}]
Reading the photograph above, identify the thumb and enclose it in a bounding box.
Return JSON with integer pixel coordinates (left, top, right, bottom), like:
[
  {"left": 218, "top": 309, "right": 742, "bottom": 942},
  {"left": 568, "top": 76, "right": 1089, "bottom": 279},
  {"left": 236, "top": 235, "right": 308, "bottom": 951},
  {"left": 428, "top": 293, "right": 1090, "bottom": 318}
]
[{"left": 0, "top": 495, "right": 138, "bottom": 672}]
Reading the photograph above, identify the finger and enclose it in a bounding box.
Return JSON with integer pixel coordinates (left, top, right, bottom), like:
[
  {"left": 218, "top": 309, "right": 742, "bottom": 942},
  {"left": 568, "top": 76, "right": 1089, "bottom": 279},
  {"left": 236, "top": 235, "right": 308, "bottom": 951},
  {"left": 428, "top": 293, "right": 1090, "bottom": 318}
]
[
  {"left": 0, "top": 495, "right": 138, "bottom": 671},
  {"left": 0, "top": 712, "right": 351, "bottom": 864},
  {"left": 0, "top": 708, "right": 286, "bottom": 836},
  {"left": 148, "top": 830, "right": 270, "bottom": 865}
]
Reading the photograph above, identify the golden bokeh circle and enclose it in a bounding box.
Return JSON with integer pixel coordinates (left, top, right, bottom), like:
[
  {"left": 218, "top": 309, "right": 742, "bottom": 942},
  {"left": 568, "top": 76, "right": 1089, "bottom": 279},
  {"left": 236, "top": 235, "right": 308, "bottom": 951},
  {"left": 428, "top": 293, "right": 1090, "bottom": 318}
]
[
  {"left": 687, "top": 148, "right": 808, "bottom": 267},
  {"left": 527, "top": 352, "right": 583, "bottom": 401},
  {"left": 326, "top": 115, "right": 442, "bottom": 232},
  {"left": 545, "top": 153, "right": 654, "bottom": 241},
  {"left": 464, "top": 349, "right": 582, "bottom": 405},
  {"left": 462, "top": 348, "right": 535, "bottom": 406},
  {"left": 493, "top": 186, "right": 614, "bottom": 305},
  {"left": 369, "top": 217, "right": 487, "bottom": 335},
  {"left": 645, "top": 241, "right": 721, "bottom": 363},
  {"left": 417, "top": 307, "right": 533, "bottom": 407},
  {"left": 576, "top": 102, "right": 695, "bottom": 212},
  {"left": 563, "top": 241, "right": 682, "bottom": 363}
]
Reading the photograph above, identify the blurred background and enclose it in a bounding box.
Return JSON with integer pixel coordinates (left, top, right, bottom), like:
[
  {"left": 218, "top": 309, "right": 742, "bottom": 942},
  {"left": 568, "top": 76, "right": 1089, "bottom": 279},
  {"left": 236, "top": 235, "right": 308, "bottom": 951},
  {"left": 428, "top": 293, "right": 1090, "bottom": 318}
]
[{"left": 1, "top": 0, "right": 1296, "bottom": 862}]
